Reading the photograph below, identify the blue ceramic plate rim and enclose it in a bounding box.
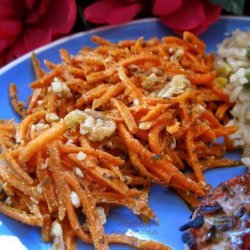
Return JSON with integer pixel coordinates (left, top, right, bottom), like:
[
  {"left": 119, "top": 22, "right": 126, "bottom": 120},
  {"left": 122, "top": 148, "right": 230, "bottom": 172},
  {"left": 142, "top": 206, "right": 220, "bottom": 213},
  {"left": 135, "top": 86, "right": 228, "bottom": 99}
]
[{"left": 0, "top": 16, "right": 249, "bottom": 250}]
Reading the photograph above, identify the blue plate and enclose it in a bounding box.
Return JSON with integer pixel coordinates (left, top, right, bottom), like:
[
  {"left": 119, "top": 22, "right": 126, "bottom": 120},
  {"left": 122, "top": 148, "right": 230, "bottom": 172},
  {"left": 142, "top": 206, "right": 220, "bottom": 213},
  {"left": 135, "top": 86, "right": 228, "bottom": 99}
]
[{"left": 0, "top": 17, "right": 249, "bottom": 250}]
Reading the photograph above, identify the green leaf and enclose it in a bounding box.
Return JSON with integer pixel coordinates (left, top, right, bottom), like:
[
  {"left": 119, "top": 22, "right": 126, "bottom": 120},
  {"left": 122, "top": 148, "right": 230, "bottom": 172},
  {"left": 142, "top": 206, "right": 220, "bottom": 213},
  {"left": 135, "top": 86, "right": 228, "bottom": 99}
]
[{"left": 209, "top": 0, "right": 245, "bottom": 15}]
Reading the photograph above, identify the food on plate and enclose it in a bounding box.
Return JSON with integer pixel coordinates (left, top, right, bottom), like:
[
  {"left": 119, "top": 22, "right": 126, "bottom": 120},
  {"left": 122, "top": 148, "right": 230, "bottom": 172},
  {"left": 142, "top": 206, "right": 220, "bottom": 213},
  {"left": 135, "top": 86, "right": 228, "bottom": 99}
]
[
  {"left": 181, "top": 173, "right": 250, "bottom": 250},
  {"left": 0, "top": 32, "right": 240, "bottom": 249},
  {"left": 214, "top": 29, "right": 250, "bottom": 167}
]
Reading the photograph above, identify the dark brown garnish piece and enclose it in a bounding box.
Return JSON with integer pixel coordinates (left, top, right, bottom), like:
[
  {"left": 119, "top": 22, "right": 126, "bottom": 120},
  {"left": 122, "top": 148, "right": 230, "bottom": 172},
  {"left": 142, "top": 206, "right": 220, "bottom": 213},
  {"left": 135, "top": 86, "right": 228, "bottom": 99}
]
[
  {"left": 233, "top": 206, "right": 246, "bottom": 218},
  {"left": 206, "top": 225, "right": 217, "bottom": 241},
  {"left": 182, "top": 231, "right": 196, "bottom": 250},
  {"left": 199, "top": 202, "right": 222, "bottom": 214},
  {"left": 180, "top": 214, "right": 204, "bottom": 231},
  {"left": 222, "top": 183, "right": 235, "bottom": 197},
  {"left": 213, "top": 216, "right": 235, "bottom": 232}
]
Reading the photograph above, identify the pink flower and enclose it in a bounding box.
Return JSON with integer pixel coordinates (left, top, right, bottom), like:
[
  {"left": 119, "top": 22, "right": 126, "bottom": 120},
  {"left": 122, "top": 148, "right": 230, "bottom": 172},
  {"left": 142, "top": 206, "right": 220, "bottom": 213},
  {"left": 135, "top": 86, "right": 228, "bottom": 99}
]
[
  {"left": 84, "top": 0, "right": 143, "bottom": 25},
  {"left": 153, "top": 0, "right": 221, "bottom": 34},
  {"left": 0, "top": 0, "right": 77, "bottom": 67}
]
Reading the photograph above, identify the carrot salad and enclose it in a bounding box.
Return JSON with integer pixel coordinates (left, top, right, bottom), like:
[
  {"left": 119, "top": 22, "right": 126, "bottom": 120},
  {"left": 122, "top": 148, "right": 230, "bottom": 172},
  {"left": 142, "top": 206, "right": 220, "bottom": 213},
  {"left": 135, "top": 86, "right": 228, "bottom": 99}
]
[{"left": 0, "top": 32, "right": 239, "bottom": 249}]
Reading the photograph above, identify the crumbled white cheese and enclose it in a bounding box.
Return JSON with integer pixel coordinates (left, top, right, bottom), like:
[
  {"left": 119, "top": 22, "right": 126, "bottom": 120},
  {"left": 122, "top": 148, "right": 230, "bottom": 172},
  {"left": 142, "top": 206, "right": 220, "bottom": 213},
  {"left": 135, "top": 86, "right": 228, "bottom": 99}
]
[
  {"left": 139, "top": 121, "right": 152, "bottom": 130},
  {"left": 151, "top": 67, "right": 163, "bottom": 75},
  {"left": 40, "top": 158, "right": 49, "bottom": 170},
  {"left": 168, "top": 47, "right": 174, "bottom": 54},
  {"left": 15, "top": 131, "right": 23, "bottom": 145},
  {"left": 37, "top": 184, "right": 43, "bottom": 194},
  {"left": 80, "top": 109, "right": 116, "bottom": 142},
  {"left": 96, "top": 207, "right": 106, "bottom": 225},
  {"left": 121, "top": 175, "right": 130, "bottom": 184},
  {"left": 191, "top": 104, "right": 206, "bottom": 118},
  {"left": 79, "top": 126, "right": 88, "bottom": 135},
  {"left": 157, "top": 75, "right": 190, "bottom": 99},
  {"left": 70, "top": 191, "right": 81, "bottom": 208},
  {"left": 5, "top": 196, "right": 12, "bottom": 206},
  {"left": 76, "top": 152, "right": 87, "bottom": 161},
  {"left": 65, "top": 139, "right": 74, "bottom": 145},
  {"left": 169, "top": 136, "right": 176, "bottom": 150},
  {"left": 37, "top": 100, "right": 43, "bottom": 105},
  {"left": 64, "top": 109, "right": 87, "bottom": 126},
  {"left": 45, "top": 113, "right": 59, "bottom": 123},
  {"left": 141, "top": 73, "right": 158, "bottom": 89},
  {"left": 51, "top": 78, "right": 72, "bottom": 98},
  {"left": 74, "top": 167, "right": 84, "bottom": 178},
  {"left": 133, "top": 98, "right": 139, "bottom": 106},
  {"left": 171, "top": 48, "right": 184, "bottom": 60},
  {"left": 65, "top": 109, "right": 117, "bottom": 142},
  {"left": 82, "top": 116, "right": 95, "bottom": 129},
  {"left": 31, "top": 123, "right": 50, "bottom": 132},
  {"left": 50, "top": 220, "right": 65, "bottom": 250}
]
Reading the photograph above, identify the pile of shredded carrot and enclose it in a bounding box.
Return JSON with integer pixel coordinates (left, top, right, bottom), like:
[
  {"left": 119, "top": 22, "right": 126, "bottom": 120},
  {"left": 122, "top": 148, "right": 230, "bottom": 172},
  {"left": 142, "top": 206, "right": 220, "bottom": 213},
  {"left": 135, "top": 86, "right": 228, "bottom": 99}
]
[{"left": 0, "top": 32, "right": 240, "bottom": 250}]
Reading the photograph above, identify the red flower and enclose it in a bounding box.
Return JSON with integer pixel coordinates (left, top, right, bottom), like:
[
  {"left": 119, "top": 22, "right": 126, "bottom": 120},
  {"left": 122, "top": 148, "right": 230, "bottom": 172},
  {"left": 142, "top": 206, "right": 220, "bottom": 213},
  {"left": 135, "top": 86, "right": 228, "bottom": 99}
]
[
  {"left": 84, "top": 0, "right": 143, "bottom": 25},
  {"left": 0, "top": 0, "right": 77, "bottom": 67},
  {"left": 153, "top": 0, "right": 221, "bottom": 34},
  {"left": 84, "top": 0, "right": 221, "bottom": 35}
]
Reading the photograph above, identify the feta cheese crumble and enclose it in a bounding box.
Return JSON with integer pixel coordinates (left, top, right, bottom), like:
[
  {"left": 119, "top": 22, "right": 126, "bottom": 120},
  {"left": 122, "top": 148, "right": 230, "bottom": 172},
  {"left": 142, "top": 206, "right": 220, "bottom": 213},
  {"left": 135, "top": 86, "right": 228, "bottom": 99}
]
[
  {"left": 70, "top": 191, "right": 81, "bottom": 208},
  {"left": 76, "top": 152, "right": 87, "bottom": 161}
]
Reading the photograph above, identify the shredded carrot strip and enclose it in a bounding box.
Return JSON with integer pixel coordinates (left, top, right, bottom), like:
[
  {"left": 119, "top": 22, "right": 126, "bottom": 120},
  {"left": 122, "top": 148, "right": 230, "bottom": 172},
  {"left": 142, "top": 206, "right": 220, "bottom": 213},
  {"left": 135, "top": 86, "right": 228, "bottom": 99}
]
[
  {"left": 17, "top": 121, "right": 67, "bottom": 163},
  {"left": 215, "top": 103, "right": 229, "bottom": 120},
  {"left": 0, "top": 164, "right": 42, "bottom": 200},
  {"left": 64, "top": 172, "right": 108, "bottom": 250},
  {"left": 117, "top": 66, "right": 143, "bottom": 102},
  {"left": 30, "top": 67, "right": 62, "bottom": 88},
  {"left": 186, "top": 129, "right": 205, "bottom": 183},
  {"left": 26, "top": 88, "right": 43, "bottom": 114},
  {"left": 118, "top": 123, "right": 204, "bottom": 196},
  {"left": 36, "top": 152, "right": 58, "bottom": 214},
  {"left": 63, "top": 218, "right": 76, "bottom": 250},
  {"left": 0, "top": 202, "right": 43, "bottom": 227},
  {"left": 141, "top": 104, "right": 166, "bottom": 122},
  {"left": 68, "top": 154, "right": 139, "bottom": 197},
  {"left": 92, "top": 82, "right": 125, "bottom": 109},
  {"left": 76, "top": 84, "right": 110, "bottom": 107},
  {"left": 19, "top": 110, "right": 46, "bottom": 142},
  {"left": 9, "top": 84, "right": 26, "bottom": 117},
  {"left": 112, "top": 98, "right": 138, "bottom": 134},
  {"left": 65, "top": 187, "right": 92, "bottom": 243},
  {"left": 60, "top": 49, "right": 71, "bottom": 64},
  {"left": 128, "top": 149, "right": 162, "bottom": 183},
  {"left": 1, "top": 143, "right": 34, "bottom": 184},
  {"left": 47, "top": 141, "right": 67, "bottom": 220},
  {"left": 60, "top": 144, "right": 124, "bottom": 166}
]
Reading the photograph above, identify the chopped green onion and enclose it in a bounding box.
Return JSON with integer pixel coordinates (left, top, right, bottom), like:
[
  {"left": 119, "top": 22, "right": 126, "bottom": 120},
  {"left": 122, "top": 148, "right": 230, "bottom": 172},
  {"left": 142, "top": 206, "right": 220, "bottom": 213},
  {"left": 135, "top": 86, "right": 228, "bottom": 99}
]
[
  {"left": 213, "top": 59, "right": 232, "bottom": 77},
  {"left": 215, "top": 76, "right": 228, "bottom": 88}
]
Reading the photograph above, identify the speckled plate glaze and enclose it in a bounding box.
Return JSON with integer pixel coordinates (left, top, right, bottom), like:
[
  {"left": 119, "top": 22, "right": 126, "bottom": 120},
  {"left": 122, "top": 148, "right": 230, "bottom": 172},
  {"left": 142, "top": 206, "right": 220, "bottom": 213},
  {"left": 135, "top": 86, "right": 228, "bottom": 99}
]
[{"left": 0, "top": 16, "right": 249, "bottom": 250}]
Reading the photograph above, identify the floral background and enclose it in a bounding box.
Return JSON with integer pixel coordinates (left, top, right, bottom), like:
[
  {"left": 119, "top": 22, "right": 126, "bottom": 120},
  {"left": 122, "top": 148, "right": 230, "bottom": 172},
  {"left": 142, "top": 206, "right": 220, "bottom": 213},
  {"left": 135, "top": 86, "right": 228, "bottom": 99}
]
[{"left": 0, "top": 0, "right": 248, "bottom": 68}]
